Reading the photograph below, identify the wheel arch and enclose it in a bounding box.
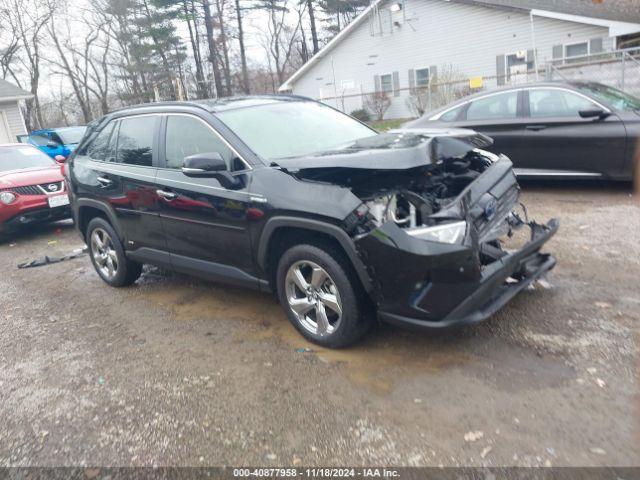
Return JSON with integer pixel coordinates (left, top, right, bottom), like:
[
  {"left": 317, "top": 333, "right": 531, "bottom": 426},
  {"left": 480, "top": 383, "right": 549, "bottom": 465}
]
[
  {"left": 257, "top": 217, "right": 372, "bottom": 294},
  {"left": 76, "top": 199, "right": 124, "bottom": 242}
]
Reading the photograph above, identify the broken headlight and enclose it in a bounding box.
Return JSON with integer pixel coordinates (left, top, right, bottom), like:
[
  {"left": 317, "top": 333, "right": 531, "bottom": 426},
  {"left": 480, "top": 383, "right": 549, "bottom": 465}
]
[{"left": 406, "top": 220, "right": 467, "bottom": 244}]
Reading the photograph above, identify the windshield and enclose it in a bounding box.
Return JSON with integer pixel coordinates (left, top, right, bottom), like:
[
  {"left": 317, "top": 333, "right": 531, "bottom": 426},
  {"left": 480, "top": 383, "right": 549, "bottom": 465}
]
[
  {"left": 0, "top": 146, "right": 55, "bottom": 173},
  {"left": 217, "top": 101, "right": 376, "bottom": 160},
  {"left": 578, "top": 84, "right": 640, "bottom": 111},
  {"left": 54, "top": 126, "right": 87, "bottom": 144}
]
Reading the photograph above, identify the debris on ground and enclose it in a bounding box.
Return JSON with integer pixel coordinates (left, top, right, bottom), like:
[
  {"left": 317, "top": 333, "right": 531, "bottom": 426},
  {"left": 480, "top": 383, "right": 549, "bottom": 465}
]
[
  {"left": 595, "top": 301, "right": 611, "bottom": 309},
  {"left": 480, "top": 446, "right": 492, "bottom": 458},
  {"left": 464, "top": 431, "right": 484, "bottom": 442},
  {"left": 295, "top": 348, "right": 313, "bottom": 353},
  {"left": 17, "top": 247, "right": 88, "bottom": 269},
  {"left": 589, "top": 447, "right": 606, "bottom": 455},
  {"left": 595, "top": 378, "right": 606, "bottom": 388}
]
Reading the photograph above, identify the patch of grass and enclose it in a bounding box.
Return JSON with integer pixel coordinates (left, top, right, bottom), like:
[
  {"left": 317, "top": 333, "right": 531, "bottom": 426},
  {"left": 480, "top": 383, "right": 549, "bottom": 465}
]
[{"left": 367, "top": 118, "right": 414, "bottom": 132}]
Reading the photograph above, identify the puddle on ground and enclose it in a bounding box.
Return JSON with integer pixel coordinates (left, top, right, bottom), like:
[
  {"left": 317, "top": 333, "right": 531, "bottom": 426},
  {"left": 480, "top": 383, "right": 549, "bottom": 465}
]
[
  {"left": 134, "top": 267, "right": 475, "bottom": 394},
  {"left": 133, "top": 267, "right": 576, "bottom": 394}
]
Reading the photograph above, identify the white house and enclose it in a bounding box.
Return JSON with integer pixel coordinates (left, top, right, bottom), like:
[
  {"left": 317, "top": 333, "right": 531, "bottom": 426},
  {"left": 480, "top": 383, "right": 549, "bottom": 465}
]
[
  {"left": 0, "top": 79, "right": 32, "bottom": 142},
  {"left": 279, "top": 0, "right": 640, "bottom": 119}
]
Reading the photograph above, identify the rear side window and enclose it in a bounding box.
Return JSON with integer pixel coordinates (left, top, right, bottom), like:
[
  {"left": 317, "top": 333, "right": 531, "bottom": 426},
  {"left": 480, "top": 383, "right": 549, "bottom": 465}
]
[
  {"left": 87, "top": 122, "right": 116, "bottom": 161},
  {"left": 466, "top": 91, "right": 518, "bottom": 121},
  {"left": 116, "top": 116, "right": 157, "bottom": 166}
]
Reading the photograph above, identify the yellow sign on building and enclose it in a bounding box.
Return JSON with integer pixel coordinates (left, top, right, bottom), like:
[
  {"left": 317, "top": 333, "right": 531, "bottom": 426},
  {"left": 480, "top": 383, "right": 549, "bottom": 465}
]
[{"left": 469, "top": 76, "right": 483, "bottom": 89}]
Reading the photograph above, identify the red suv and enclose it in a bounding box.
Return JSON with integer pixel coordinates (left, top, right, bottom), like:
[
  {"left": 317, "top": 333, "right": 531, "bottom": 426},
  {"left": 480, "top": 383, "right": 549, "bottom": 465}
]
[{"left": 0, "top": 144, "right": 71, "bottom": 235}]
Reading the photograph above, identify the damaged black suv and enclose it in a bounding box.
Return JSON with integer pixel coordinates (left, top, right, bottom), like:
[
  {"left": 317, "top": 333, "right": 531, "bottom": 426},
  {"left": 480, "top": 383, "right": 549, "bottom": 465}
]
[{"left": 67, "top": 96, "right": 558, "bottom": 347}]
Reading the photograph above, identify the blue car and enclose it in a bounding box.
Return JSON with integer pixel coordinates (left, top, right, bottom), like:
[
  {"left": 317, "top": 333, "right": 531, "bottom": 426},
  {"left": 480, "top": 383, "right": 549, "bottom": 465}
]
[{"left": 17, "top": 126, "right": 87, "bottom": 159}]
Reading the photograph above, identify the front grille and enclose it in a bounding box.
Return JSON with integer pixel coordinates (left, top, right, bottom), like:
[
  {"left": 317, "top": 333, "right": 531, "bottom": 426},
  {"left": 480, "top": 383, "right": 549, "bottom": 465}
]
[
  {"left": 0, "top": 181, "right": 64, "bottom": 196},
  {"left": 474, "top": 184, "right": 519, "bottom": 240}
]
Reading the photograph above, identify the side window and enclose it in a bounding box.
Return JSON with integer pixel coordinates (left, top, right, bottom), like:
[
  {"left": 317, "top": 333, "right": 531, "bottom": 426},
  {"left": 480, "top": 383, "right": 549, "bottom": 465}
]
[
  {"left": 164, "top": 115, "right": 235, "bottom": 170},
  {"left": 528, "top": 89, "right": 597, "bottom": 118},
  {"left": 116, "top": 116, "right": 157, "bottom": 166},
  {"left": 439, "top": 105, "right": 463, "bottom": 122},
  {"left": 87, "top": 122, "right": 116, "bottom": 161},
  {"left": 29, "top": 135, "right": 50, "bottom": 147},
  {"left": 466, "top": 91, "right": 518, "bottom": 121},
  {"left": 380, "top": 74, "right": 393, "bottom": 93}
]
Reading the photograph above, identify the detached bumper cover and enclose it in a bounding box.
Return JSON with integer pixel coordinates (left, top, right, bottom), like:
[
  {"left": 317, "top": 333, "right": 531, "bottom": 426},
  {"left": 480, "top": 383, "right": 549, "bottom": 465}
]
[{"left": 363, "top": 218, "right": 558, "bottom": 330}]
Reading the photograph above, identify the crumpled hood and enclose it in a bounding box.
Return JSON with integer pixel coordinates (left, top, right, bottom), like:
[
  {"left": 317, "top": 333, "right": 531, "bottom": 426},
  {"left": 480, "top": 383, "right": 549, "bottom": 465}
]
[
  {"left": 273, "top": 129, "right": 493, "bottom": 173},
  {"left": 0, "top": 166, "right": 63, "bottom": 188}
]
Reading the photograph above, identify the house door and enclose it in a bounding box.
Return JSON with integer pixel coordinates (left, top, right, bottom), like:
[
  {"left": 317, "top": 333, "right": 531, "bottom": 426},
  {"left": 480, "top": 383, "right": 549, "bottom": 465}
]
[{"left": 0, "top": 112, "right": 11, "bottom": 143}]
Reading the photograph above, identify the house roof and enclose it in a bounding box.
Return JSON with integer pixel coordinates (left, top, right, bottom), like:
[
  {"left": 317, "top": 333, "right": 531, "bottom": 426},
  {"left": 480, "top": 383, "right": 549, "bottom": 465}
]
[
  {"left": 0, "top": 79, "right": 33, "bottom": 101},
  {"left": 279, "top": 0, "right": 640, "bottom": 91},
  {"left": 473, "top": 0, "right": 640, "bottom": 24}
]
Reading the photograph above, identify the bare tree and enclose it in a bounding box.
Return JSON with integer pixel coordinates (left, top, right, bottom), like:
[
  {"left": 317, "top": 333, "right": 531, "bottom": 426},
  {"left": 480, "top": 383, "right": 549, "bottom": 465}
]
[
  {"left": 364, "top": 91, "right": 391, "bottom": 120},
  {"left": 258, "top": 0, "right": 305, "bottom": 87},
  {"left": 0, "top": 0, "right": 53, "bottom": 129}
]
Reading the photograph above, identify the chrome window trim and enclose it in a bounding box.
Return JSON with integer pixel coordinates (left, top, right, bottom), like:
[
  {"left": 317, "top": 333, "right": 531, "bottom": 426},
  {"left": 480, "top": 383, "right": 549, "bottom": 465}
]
[
  {"left": 524, "top": 86, "right": 611, "bottom": 113},
  {"left": 160, "top": 112, "right": 252, "bottom": 172}
]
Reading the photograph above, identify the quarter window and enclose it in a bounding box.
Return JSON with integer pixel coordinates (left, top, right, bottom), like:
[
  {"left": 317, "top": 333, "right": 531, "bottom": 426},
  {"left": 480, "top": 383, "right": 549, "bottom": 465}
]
[
  {"left": 116, "top": 116, "right": 157, "bottom": 167},
  {"left": 415, "top": 68, "right": 430, "bottom": 88},
  {"left": 439, "top": 105, "right": 463, "bottom": 122},
  {"left": 528, "top": 89, "right": 596, "bottom": 118},
  {"left": 88, "top": 122, "right": 116, "bottom": 161},
  {"left": 466, "top": 91, "right": 518, "bottom": 121},
  {"left": 164, "top": 115, "right": 236, "bottom": 170}
]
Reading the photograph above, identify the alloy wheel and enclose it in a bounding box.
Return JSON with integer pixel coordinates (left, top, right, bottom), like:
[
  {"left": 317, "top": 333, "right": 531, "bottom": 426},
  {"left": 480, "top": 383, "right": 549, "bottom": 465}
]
[
  {"left": 284, "top": 260, "right": 342, "bottom": 336},
  {"left": 90, "top": 227, "right": 118, "bottom": 280}
]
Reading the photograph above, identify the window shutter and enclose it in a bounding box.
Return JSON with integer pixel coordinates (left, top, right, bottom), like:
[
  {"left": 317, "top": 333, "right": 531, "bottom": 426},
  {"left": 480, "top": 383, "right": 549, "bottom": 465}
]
[
  {"left": 527, "top": 49, "right": 535, "bottom": 69},
  {"left": 408, "top": 69, "right": 415, "bottom": 90},
  {"left": 496, "top": 55, "right": 505, "bottom": 86},
  {"left": 374, "top": 75, "right": 381, "bottom": 93},
  {"left": 590, "top": 37, "right": 603, "bottom": 54},
  {"left": 429, "top": 65, "right": 438, "bottom": 85},
  {"left": 552, "top": 44, "right": 563, "bottom": 64},
  {"left": 392, "top": 71, "right": 400, "bottom": 96}
]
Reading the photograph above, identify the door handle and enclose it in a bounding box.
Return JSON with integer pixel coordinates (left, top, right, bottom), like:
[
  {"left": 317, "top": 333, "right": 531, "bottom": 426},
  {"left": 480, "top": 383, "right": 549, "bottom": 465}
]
[
  {"left": 96, "top": 175, "right": 113, "bottom": 187},
  {"left": 156, "top": 189, "right": 178, "bottom": 201},
  {"left": 526, "top": 125, "right": 547, "bottom": 131}
]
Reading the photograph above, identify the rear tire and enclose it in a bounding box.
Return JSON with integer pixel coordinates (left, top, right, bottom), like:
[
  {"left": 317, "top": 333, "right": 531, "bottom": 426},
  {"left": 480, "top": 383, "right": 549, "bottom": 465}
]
[
  {"left": 86, "top": 217, "right": 142, "bottom": 287},
  {"left": 276, "top": 242, "right": 371, "bottom": 348}
]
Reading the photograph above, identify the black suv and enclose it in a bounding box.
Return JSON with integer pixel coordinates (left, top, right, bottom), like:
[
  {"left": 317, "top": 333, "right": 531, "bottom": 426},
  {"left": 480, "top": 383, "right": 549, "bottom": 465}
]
[{"left": 67, "top": 96, "right": 558, "bottom": 347}]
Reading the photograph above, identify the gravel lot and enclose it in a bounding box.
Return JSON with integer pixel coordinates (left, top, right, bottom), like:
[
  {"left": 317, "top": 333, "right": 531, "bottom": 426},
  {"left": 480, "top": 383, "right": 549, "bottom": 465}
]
[{"left": 0, "top": 182, "right": 638, "bottom": 467}]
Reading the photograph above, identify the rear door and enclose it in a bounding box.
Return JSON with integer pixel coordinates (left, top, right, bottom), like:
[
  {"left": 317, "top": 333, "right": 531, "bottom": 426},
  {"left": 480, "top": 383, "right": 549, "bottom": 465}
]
[
  {"left": 517, "top": 87, "right": 627, "bottom": 176},
  {"left": 451, "top": 89, "right": 531, "bottom": 167},
  {"left": 73, "top": 115, "right": 165, "bottom": 252},
  {"left": 155, "top": 113, "right": 257, "bottom": 285}
]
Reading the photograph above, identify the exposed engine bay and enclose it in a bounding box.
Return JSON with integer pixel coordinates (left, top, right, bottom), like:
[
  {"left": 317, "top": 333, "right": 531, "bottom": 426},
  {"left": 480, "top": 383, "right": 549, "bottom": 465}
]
[{"left": 360, "top": 148, "right": 496, "bottom": 230}]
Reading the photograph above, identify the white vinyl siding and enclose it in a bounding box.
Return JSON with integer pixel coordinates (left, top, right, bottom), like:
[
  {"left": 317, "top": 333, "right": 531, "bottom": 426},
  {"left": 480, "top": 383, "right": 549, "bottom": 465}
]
[
  {"left": 0, "top": 100, "right": 28, "bottom": 140},
  {"left": 290, "top": 0, "right": 612, "bottom": 119}
]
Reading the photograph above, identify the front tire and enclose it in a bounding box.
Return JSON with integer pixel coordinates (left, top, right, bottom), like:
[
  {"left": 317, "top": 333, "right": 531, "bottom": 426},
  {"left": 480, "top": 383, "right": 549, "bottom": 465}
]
[
  {"left": 276, "top": 243, "right": 371, "bottom": 348},
  {"left": 86, "top": 217, "right": 142, "bottom": 287}
]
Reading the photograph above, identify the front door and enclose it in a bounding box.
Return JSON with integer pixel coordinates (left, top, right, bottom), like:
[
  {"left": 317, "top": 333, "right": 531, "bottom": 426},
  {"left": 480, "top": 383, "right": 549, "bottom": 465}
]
[
  {"left": 453, "top": 89, "right": 530, "bottom": 168},
  {"left": 517, "top": 87, "right": 627, "bottom": 176},
  {"left": 155, "top": 113, "right": 256, "bottom": 285}
]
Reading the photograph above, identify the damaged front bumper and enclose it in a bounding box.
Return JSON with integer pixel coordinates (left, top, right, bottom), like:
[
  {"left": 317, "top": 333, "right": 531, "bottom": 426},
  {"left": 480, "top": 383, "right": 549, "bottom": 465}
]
[
  {"left": 373, "top": 218, "right": 558, "bottom": 329},
  {"left": 353, "top": 156, "right": 558, "bottom": 330}
]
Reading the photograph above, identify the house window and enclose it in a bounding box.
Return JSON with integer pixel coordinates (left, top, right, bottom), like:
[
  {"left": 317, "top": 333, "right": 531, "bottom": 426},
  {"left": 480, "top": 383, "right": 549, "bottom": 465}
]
[
  {"left": 380, "top": 74, "right": 393, "bottom": 93},
  {"left": 505, "top": 52, "right": 532, "bottom": 82},
  {"left": 565, "top": 42, "right": 588, "bottom": 63},
  {"left": 415, "top": 68, "right": 430, "bottom": 88}
]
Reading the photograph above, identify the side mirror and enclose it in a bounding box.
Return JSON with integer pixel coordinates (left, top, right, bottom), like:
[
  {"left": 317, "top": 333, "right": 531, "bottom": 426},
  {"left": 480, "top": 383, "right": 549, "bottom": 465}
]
[
  {"left": 54, "top": 155, "right": 66, "bottom": 164},
  {"left": 46, "top": 140, "right": 60, "bottom": 148},
  {"left": 579, "top": 108, "right": 610, "bottom": 119},
  {"left": 182, "top": 152, "right": 239, "bottom": 189}
]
